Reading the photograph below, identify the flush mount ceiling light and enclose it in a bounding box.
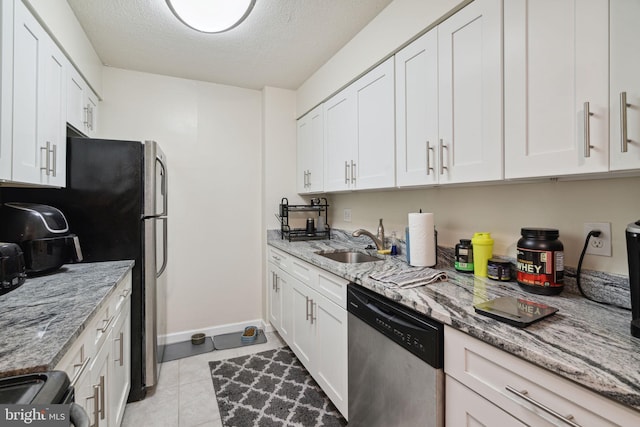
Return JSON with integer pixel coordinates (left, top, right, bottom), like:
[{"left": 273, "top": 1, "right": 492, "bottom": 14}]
[{"left": 166, "top": 0, "right": 256, "bottom": 33}]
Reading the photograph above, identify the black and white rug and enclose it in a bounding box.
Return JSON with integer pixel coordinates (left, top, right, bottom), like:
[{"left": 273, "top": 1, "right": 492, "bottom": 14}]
[{"left": 209, "top": 347, "right": 347, "bottom": 427}]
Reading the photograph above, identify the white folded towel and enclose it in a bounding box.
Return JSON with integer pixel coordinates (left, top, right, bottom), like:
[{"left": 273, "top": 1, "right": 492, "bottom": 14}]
[{"left": 370, "top": 268, "right": 447, "bottom": 289}]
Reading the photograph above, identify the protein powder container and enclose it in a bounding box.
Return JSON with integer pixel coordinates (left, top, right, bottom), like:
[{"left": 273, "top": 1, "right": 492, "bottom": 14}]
[
  {"left": 455, "top": 239, "right": 474, "bottom": 273},
  {"left": 517, "top": 228, "right": 564, "bottom": 295}
]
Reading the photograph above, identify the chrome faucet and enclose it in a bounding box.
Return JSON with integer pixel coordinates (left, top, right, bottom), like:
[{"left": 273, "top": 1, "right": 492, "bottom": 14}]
[{"left": 353, "top": 219, "right": 385, "bottom": 250}]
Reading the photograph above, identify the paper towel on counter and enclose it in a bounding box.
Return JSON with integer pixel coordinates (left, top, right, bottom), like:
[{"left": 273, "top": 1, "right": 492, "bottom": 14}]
[{"left": 408, "top": 212, "right": 436, "bottom": 267}]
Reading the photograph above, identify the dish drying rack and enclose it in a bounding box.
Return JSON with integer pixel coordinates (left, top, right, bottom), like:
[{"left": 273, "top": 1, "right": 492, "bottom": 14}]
[{"left": 279, "top": 197, "right": 330, "bottom": 241}]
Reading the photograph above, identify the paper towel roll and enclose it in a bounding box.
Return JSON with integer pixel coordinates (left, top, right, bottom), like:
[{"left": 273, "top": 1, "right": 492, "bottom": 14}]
[{"left": 408, "top": 212, "right": 436, "bottom": 267}]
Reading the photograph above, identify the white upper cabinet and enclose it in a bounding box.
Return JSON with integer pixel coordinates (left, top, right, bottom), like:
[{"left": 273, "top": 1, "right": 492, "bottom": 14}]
[
  {"left": 610, "top": 0, "right": 640, "bottom": 172},
  {"left": 396, "top": 0, "right": 502, "bottom": 188},
  {"left": 0, "top": 0, "right": 14, "bottom": 181},
  {"left": 297, "top": 105, "right": 324, "bottom": 194},
  {"left": 324, "top": 58, "right": 395, "bottom": 192},
  {"left": 395, "top": 29, "right": 439, "bottom": 187},
  {"left": 504, "top": 0, "right": 609, "bottom": 179},
  {"left": 437, "top": 0, "right": 503, "bottom": 184},
  {"left": 354, "top": 58, "right": 395, "bottom": 190},
  {"left": 67, "top": 64, "right": 99, "bottom": 138},
  {"left": 11, "top": 0, "right": 66, "bottom": 186}
]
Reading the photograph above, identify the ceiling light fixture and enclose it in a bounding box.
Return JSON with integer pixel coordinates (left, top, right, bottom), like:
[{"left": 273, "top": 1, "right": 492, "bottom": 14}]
[{"left": 166, "top": 0, "right": 256, "bottom": 33}]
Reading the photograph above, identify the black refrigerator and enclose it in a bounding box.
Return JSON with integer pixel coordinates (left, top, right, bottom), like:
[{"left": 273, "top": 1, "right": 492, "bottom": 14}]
[{"left": 2, "top": 137, "right": 168, "bottom": 402}]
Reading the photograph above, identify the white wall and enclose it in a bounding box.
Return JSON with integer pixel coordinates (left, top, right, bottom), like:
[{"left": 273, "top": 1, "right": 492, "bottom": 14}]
[
  {"left": 98, "top": 67, "right": 263, "bottom": 337},
  {"left": 296, "top": 0, "right": 466, "bottom": 116}
]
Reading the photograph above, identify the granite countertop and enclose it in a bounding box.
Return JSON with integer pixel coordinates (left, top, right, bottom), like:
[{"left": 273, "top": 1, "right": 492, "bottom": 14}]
[
  {"left": 0, "top": 260, "right": 134, "bottom": 378},
  {"left": 268, "top": 230, "right": 640, "bottom": 413}
]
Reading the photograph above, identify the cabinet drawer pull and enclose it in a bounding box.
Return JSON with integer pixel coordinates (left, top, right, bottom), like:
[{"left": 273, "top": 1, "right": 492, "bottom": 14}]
[
  {"left": 274, "top": 275, "right": 279, "bottom": 292},
  {"left": 583, "top": 102, "right": 595, "bottom": 158},
  {"left": 70, "top": 356, "right": 91, "bottom": 388},
  {"left": 505, "top": 385, "right": 580, "bottom": 427},
  {"left": 49, "top": 143, "right": 56, "bottom": 177},
  {"left": 307, "top": 170, "right": 311, "bottom": 188},
  {"left": 305, "top": 296, "right": 311, "bottom": 321},
  {"left": 620, "top": 92, "right": 630, "bottom": 153},
  {"left": 98, "top": 315, "right": 114, "bottom": 333}
]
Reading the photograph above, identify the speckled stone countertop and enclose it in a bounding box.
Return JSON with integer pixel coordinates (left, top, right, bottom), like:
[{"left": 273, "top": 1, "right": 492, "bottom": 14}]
[
  {"left": 0, "top": 261, "right": 134, "bottom": 378},
  {"left": 268, "top": 230, "right": 640, "bottom": 413}
]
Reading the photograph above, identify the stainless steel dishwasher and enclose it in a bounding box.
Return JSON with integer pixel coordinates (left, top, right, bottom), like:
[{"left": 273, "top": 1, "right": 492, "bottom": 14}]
[{"left": 348, "top": 284, "right": 444, "bottom": 427}]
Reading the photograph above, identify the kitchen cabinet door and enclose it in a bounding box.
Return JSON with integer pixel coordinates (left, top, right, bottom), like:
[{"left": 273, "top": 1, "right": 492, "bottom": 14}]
[
  {"left": 297, "top": 106, "right": 324, "bottom": 193},
  {"left": 91, "top": 340, "right": 111, "bottom": 427},
  {"left": 268, "top": 263, "right": 293, "bottom": 342},
  {"left": 504, "top": 0, "right": 609, "bottom": 179},
  {"left": 290, "top": 279, "right": 316, "bottom": 370},
  {"left": 313, "top": 291, "right": 348, "bottom": 419},
  {"left": 268, "top": 264, "right": 283, "bottom": 330},
  {"left": 354, "top": 57, "right": 395, "bottom": 190},
  {"left": 0, "top": 0, "right": 13, "bottom": 181},
  {"left": 110, "top": 300, "right": 131, "bottom": 427},
  {"left": 67, "top": 65, "right": 99, "bottom": 137},
  {"left": 610, "top": 0, "right": 640, "bottom": 172},
  {"left": 324, "top": 86, "right": 357, "bottom": 191},
  {"left": 438, "top": 0, "right": 503, "bottom": 184},
  {"left": 11, "top": 0, "right": 66, "bottom": 186},
  {"left": 395, "top": 29, "right": 439, "bottom": 187}
]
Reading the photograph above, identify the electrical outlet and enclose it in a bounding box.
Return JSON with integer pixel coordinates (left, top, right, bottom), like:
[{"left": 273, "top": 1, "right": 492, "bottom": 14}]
[
  {"left": 583, "top": 222, "right": 612, "bottom": 257},
  {"left": 343, "top": 208, "right": 352, "bottom": 222}
]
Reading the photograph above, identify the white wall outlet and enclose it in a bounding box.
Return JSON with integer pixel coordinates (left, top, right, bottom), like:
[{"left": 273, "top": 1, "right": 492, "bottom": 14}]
[
  {"left": 343, "top": 208, "right": 352, "bottom": 222},
  {"left": 583, "top": 222, "right": 612, "bottom": 257}
]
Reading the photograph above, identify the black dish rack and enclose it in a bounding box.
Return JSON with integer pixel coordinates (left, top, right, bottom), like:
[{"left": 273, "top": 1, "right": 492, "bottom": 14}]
[{"left": 279, "top": 197, "right": 330, "bottom": 241}]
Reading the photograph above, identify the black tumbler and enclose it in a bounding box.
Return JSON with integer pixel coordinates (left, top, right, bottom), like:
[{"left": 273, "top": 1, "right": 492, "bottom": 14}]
[{"left": 626, "top": 220, "right": 640, "bottom": 338}]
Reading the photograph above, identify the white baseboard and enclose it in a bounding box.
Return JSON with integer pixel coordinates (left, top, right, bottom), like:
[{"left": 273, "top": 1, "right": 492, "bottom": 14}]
[{"left": 162, "top": 318, "right": 274, "bottom": 345}]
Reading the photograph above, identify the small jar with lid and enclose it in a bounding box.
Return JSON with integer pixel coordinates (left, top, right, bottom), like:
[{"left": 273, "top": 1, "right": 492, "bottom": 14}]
[
  {"left": 516, "top": 228, "right": 564, "bottom": 295},
  {"left": 454, "top": 239, "right": 474, "bottom": 273}
]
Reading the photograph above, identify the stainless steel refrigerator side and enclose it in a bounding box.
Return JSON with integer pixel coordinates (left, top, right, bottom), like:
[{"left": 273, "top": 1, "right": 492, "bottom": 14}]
[{"left": 142, "top": 140, "right": 169, "bottom": 392}]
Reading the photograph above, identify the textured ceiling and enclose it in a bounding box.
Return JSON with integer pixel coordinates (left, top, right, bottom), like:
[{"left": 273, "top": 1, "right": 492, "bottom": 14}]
[{"left": 66, "top": 0, "right": 393, "bottom": 90}]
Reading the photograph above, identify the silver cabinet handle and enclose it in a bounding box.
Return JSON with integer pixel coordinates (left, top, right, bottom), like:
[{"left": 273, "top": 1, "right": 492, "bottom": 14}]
[
  {"left": 271, "top": 272, "right": 276, "bottom": 290},
  {"left": 84, "top": 106, "right": 90, "bottom": 127},
  {"left": 98, "top": 375, "right": 105, "bottom": 420},
  {"left": 275, "top": 275, "right": 279, "bottom": 292},
  {"left": 70, "top": 355, "right": 91, "bottom": 388},
  {"left": 620, "top": 92, "right": 630, "bottom": 153},
  {"left": 307, "top": 170, "right": 311, "bottom": 188},
  {"left": 305, "top": 296, "right": 311, "bottom": 321},
  {"left": 115, "top": 331, "right": 124, "bottom": 367},
  {"left": 583, "top": 101, "right": 594, "bottom": 158},
  {"left": 98, "top": 315, "right": 114, "bottom": 333},
  {"left": 344, "top": 161, "right": 349, "bottom": 184},
  {"left": 50, "top": 144, "right": 57, "bottom": 177},
  {"left": 505, "top": 386, "right": 581, "bottom": 427},
  {"left": 40, "top": 144, "right": 49, "bottom": 175},
  {"left": 88, "top": 385, "right": 99, "bottom": 427},
  {"left": 426, "top": 141, "right": 434, "bottom": 175},
  {"left": 439, "top": 139, "right": 447, "bottom": 175},
  {"left": 310, "top": 300, "right": 316, "bottom": 324},
  {"left": 350, "top": 160, "right": 356, "bottom": 184}
]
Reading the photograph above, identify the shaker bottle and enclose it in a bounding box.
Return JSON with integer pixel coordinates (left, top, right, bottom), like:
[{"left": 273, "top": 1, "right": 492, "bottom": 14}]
[{"left": 471, "top": 232, "right": 493, "bottom": 277}]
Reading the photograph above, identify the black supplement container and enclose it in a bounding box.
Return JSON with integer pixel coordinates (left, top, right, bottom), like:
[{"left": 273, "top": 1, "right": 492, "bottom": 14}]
[
  {"left": 516, "top": 228, "right": 564, "bottom": 295},
  {"left": 454, "top": 239, "right": 474, "bottom": 273}
]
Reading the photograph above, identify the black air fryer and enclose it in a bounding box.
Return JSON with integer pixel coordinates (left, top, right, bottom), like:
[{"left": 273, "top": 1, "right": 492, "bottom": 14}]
[
  {"left": 627, "top": 220, "right": 640, "bottom": 338},
  {"left": 0, "top": 203, "right": 83, "bottom": 275}
]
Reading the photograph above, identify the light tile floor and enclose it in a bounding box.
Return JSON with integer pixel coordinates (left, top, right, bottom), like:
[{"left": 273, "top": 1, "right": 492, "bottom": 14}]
[{"left": 121, "top": 331, "right": 287, "bottom": 427}]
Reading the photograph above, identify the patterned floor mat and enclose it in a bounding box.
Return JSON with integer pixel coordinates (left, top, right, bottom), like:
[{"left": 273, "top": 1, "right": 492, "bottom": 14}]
[{"left": 209, "top": 347, "right": 347, "bottom": 427}]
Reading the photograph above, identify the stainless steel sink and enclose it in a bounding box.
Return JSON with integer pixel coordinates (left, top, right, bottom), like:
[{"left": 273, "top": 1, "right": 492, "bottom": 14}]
[{"left": 316, "top": 250, "right": 383, "bottom": 263}]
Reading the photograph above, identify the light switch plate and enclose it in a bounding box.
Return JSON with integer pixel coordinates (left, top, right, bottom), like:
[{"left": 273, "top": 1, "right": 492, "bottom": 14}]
[{"left": 343, "top": 208, "right": 352, "bottom": 222}]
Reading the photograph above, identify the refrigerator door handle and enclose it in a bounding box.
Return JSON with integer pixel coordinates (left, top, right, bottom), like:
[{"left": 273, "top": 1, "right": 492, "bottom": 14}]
[{"left": 157, "top": 217, "right": 168, "bottom": 278}]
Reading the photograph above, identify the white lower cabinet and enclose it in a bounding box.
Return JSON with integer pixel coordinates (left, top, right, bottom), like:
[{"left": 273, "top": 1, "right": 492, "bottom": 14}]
[
  {"left": 267, "top": 246, "right": 348, "bottom": 419},
  {"left": 56, "top": 271, "right": 132, "bottom": 427},
  {"left": 445, "top": 326, "right": 640, "bottom": 427}
]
